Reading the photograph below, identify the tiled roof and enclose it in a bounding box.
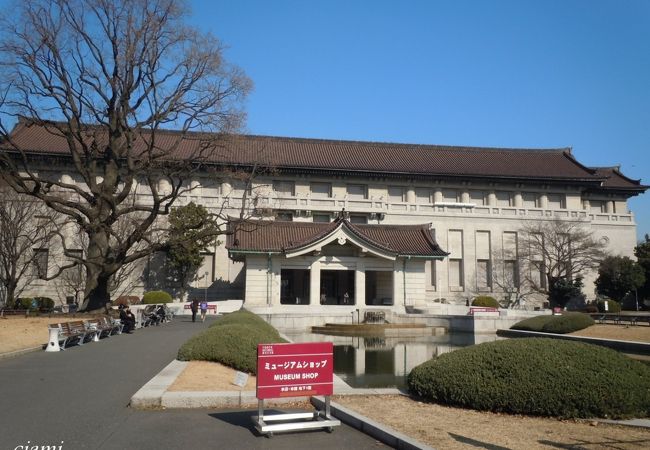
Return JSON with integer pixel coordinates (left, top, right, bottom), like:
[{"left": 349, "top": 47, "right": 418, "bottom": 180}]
[
  {"left": 227, "top": 218, "right": 448, "bottom": 257},
  {"left": 1, "top": 118, "right": 622, "bottom": 184},
  {"left": 589, "top": 167, "right": 646, "bottom": 190}
]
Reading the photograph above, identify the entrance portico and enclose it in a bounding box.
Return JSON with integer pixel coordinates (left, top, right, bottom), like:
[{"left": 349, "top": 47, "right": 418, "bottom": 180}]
[{"left": 227, "top": 217, "right": 448, "bottom": 313}]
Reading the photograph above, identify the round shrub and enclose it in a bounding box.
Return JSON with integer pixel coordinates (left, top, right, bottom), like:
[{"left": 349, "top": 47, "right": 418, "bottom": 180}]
[
  {"left": 511, "top": 312, "right": 594, "bottom": 334},
  {"left": 541, "top": 312, "right": 594, "bottom": 334},
  {"left": 407, "top": 338, "right": 650, "bottom": 419},
  {"left": 177, "top": 323, "right": 286, "bottom": 374},
  {"left": 35, "top": 297, "right": 55, "bottom": 311},
  {"left": 210, "top": 309, "right": 275, "bottom": 332},
  {"left": 142, "top": 290, "right": 172, "bottom": 304},
  {"left": 471, "top": 296, "right": 500, "bottom": 308},
  {"left": 597, "top": 299, "right": 621, "bottom": 313}
]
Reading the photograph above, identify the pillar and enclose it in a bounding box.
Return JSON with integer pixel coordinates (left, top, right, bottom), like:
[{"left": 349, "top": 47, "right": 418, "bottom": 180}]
[
  {"left": 355, "top": 260, "right": 365, "bottom": 306},
  {"left": 310, "top": 260, "right": 321, "bottom": 306}
]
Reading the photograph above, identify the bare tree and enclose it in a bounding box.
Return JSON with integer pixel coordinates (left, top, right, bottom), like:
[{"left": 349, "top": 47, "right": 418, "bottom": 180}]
[
  {"left": 490, "top": 254, "right": 536, "bottom": 309},
  {"left": 518, "top": 217, "right": 607, "bottom": 298},
  {"left": 0, "top": 0, "right": 252, "bottom": 310},
  {"left": 0, "top": 187, "right": 62, "bottom": 307}
]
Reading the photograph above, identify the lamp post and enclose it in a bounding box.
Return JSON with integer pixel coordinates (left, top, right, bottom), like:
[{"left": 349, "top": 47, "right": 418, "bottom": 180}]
[{"left": 204, "top": 271, "right": 209, "bottom": 303}]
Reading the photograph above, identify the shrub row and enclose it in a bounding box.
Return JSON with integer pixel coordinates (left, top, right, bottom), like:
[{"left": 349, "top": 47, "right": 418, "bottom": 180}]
[
  {"left": 407, "top": 338, "right": 650, "bottom": 419},
  {"left": 471, "top": 296, "right": 500, "bottom": 308},
  {"left": 177, "top": 309, "right": 286, "bottom": 374},
  {"left": 16, "top": 297, "right": 55, "bottom": 311},
  {"left": 511, "top": 312, "right": 594, "bottom": 334},
  {"left": 142, "top": 291, "right": 172, "bottom": 304}
]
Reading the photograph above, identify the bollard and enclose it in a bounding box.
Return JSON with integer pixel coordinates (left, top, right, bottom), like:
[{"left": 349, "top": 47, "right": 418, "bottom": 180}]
[{"left": 45, "top": 327, "right": 61, "bottom": 352}]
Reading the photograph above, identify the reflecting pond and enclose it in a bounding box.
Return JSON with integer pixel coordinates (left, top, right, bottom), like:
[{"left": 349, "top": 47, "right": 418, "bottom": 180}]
[{"left": 283, "top": 331, "right": 501, "bottom": 389}]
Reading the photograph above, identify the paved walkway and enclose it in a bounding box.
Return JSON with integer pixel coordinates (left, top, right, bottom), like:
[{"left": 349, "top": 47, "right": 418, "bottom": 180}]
[{"left": 0, "top": 318, "right": 387, "bottom": 450}]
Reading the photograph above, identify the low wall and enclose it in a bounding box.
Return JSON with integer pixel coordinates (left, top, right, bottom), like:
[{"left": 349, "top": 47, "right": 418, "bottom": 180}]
[{"left": 250, "top": 307, "right": 548, "bottom": 334}]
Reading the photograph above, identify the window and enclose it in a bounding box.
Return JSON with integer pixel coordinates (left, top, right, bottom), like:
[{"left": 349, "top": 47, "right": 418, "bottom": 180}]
[
  {"left": 346, "top": 184, "right": 367, "bottom": 200},
  {"left": 426, "top": 260, "right": 437, "bottom": 289},
  {"left": 504, "top": 260, "right": 519, "bottom": 288},
  {"left": 496, "top": 191, "right": 513, "bottom": 207},
  {"left": 310, "top": 182, "right": 331, "bottom": 198},
  {"left": 67, "top": 249, "right": 83, "bottom": 280},
  {"left": 522, "top": 192, "right": 538, "bottom": 208},
  {"left": 33, "top": 248, "right": 49, "bottom": 279},
  {"left": 442, "top": 189, "right": 459, "bottom": 203},
  {"left": 313, "top": 213, "right": 330, "bottom": 223},
  {"left": 273, "top": 180, "right": 295, "bottom": 197},
  {"left": 388, "top": 186, "right": 406, "bottom": 202},
  {"left": 415, "top": 188, "right": 431, "bottom": 204},
  {"left": 477, "top": 260, "right": 491, "bottom": 290},
  {"left": 449, "top": 259, "right": 464, "bottom": 289},
  {"left": 469, "top": 190, "right": 486, "bottom": 205},
  {"left": 349, "top": 214, "right": 368, "bottom": 224},
  {"left": 275, "top": 212, "right": 293, "bottom": 222},
  {"left": 547, "top": 193, "right": 566, "bottom": 209},
  {"left": 531, "top": 260, "right": 546, "bottom": 289}
]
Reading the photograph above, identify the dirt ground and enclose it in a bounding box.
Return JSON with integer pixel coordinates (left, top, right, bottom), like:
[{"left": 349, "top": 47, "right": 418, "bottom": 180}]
[
  {"left": 334, "top": 395, "right": 650, "bottom": 450},
  {"left": 0, "top": 316, "right": 80, "bottom": 354},
  {"left": 570, "top": 323, "right": 650, "bottom": 342},
  {"left": 168, "top": 360, "right": 257, "bottom": 391}
]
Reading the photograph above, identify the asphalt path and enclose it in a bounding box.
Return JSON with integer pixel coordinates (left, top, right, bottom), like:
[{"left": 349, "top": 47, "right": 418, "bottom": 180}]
[{"left": 0, "top": 317, "right": 387, "bottom": 450}]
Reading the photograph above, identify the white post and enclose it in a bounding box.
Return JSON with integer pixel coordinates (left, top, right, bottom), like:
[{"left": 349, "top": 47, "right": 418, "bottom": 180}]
[{"left": 45, "top": 328, "right": 61, "bottom": 352}]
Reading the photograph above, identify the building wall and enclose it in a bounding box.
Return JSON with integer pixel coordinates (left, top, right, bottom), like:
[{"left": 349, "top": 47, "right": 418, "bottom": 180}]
[{"left": 11, "top": 163, "right": 641, "bottom": 309}]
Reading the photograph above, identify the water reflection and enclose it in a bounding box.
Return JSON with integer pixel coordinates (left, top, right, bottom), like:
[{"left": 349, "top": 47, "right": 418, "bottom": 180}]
[{"left": 283, "top": 331, "right": 501, "bottom": 389}]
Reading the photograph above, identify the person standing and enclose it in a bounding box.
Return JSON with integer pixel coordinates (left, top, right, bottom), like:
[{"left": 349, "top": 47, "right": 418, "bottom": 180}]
[
  {"left": 200, "top": 300, "right": 208, "bottom": 322},
  {"left": 191, "top": 299, "right": 199, "bottom": 323}
]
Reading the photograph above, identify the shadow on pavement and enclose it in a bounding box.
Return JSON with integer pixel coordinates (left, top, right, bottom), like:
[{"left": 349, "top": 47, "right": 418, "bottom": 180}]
[{"left": 449, "top": 432, "right": 512, "bottom": 449}]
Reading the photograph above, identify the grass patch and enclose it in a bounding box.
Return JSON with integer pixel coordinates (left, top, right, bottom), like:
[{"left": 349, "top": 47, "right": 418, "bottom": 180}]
[{"left": 407, "top": 338, "right": 650, "bottom": 419}]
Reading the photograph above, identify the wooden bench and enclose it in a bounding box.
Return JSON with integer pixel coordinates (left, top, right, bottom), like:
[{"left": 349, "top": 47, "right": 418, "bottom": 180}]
[
  {"left": 48, "top": 321, "right": 88, "bottom": 350},
  {"left": 85, "top": 318, "right": 114, "bottom": 339}
]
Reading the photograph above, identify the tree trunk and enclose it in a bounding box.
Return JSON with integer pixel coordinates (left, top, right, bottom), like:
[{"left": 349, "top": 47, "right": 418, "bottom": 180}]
[{"left": 79, "top": 228, "right": 112, "bottom": 312}]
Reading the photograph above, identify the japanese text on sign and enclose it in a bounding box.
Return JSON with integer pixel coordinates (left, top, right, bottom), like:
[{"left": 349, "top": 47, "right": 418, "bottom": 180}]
[{"left": 256, "top": 342, "right": 333, "bottom": 399}]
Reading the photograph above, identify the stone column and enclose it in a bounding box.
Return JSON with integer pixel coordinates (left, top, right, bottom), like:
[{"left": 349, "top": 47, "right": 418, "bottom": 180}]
[
  {"left": 539, "top": 194, "right": 549, "bottom": 209},
  {"left": 355, "top": 260, "right": 365, "bottom": 306},
  {"left": 310, "top": 259, "right": 321, "bottom": 306},
  {"left": 606, "top": 200, "right": 614, "bottom": 214},
  {"left": 461, "top": 191, "right": 470, "bottom": 204},
  {"left": 487, "top": 191, "right": 497, "bottom": 207},
  {"left": 514, "top": 192, "right": 523, "bottom": 208},
  {"left": 434, "top": 189, "right": 443, "bottom": 204},
  {"left": 406, "top": 187, "right": 416, "bottom": 203}
]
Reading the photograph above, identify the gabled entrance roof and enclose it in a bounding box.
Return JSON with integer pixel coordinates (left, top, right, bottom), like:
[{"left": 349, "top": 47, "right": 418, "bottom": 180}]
[{"left": 227, "top": 217, "right": 448, "bottom": 260}]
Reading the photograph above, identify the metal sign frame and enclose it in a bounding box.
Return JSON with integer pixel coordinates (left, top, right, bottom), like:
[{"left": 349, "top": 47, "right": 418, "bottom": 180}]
[{"left": 252, "top": 342, "right": 340, "bottom": 437}]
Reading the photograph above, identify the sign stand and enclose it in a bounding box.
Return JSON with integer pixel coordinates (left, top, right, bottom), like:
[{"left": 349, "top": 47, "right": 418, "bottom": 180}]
[
  {"left": 252, "top": 396, "right": 339, "bottom": 437},
  {"left": 252, "top": 342, "right": 340, "bottom": 437}
]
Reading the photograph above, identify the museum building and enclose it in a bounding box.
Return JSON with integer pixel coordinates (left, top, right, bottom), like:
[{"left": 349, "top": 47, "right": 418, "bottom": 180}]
[{"left": 3, "top": 120, "right": 646, "bottom": 312}]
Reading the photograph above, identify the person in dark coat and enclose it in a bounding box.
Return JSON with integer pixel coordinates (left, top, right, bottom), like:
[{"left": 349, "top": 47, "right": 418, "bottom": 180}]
[
  {"left": 191, "top": 299, "right": 199, "bottom": 322},
  {"left": 119, "top": 305, "right": 136, "bottom": 333}
]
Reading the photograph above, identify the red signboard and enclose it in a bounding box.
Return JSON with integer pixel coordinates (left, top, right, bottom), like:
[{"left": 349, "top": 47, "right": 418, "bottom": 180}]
[{"left": 256, "top": 342, "right": 334, "bottom": 399}]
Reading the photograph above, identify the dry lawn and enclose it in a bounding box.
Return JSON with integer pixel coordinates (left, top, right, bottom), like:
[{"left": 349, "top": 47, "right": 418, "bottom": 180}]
[
  {"left": 570, "top": 323, "right": 650, "bottom": 342},
  {"left": 335, "top": 395, "right": 650, "bottom": 450},
  {"left": 0, "top": 316, "right": 80, "bottom": 354},
  {"left": 169, "top": 360, "right": 257, "bottom": 391}
]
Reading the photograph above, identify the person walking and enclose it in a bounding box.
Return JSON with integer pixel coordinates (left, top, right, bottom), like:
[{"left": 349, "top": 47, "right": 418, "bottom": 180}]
[
  {"left": 200, "top": 300, "right": 208, "bottom": 322},
  {"left": 191, "top": 299, "right": 199, "bottom": 323}
]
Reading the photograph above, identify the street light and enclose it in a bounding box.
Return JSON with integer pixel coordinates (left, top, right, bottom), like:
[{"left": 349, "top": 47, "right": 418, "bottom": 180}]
[{"left": 204, "top": 271, "right": 209, "bottom": 303}]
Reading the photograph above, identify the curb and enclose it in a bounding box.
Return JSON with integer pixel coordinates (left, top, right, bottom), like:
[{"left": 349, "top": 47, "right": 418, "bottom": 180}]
[
  {"left": 311, "top": 396, "right": 434, "bottom": 450},
  {"left": 131, "top": 359, "right": 188, "bottom": 408},
  {"left": 0, "top": 346, "right": 42, "bottom": 361}
]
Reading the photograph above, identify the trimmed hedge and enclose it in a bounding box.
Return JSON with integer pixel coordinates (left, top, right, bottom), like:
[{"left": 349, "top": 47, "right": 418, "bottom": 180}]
[
  {"left": 142, "top": 290, "right": 172, "bottom": 304},
  {"left": 472, "top": 296, "right": 500, "bottom": 308},
  {"left": 511, "top": 312, "right": 594, "bottom": 334},
  {"left": 407, "top": 338, "right": 650, "bottom": 419},
  {"left": 177, "top": 309, "right": 285, "bottom": 374}
]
